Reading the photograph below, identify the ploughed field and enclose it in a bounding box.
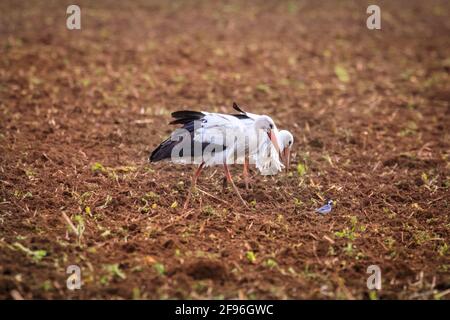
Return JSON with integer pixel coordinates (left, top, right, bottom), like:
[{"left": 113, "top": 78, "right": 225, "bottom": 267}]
[{"left": 0, "top": 0, "right": 449, "bottom": 299}]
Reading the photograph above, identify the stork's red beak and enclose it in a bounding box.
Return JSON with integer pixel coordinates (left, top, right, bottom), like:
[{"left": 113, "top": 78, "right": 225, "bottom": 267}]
[
  {"left": 282, "top": 147, "right": 291, "bottom": 172},
  {"left": 267, "top": 130, "right": 281, "bottom": 155}
]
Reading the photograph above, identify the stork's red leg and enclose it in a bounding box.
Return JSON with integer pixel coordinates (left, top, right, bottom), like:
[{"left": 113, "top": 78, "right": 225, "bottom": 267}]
[
  {"left": 222, "top": 167, "right": 232, "bottom": 191},
  {"left": 222, "top": 176, "right": 228, "bottom": 191},
  {"left": 183, "top": 162, "right": 205, "bottom": 210},
  {"left": 192, "top": 162, "right": 205, "bottom": 188},
  {"left": 223, "top": 163, "right": 249, "bottom": 208},
  {"left": 243, "top": 157, "right": 250, "bottom": 190}
]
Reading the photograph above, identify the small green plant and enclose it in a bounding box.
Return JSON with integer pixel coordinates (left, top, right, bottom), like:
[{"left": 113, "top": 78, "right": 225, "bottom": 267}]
[
  {"left": 322, "top": 154, "right": 333, "bottom": 166},
  {"left": 246, "top": 251, "right": 256, "bottom": 263},
  {"left": 384, "top": 237, "right": 396, "bottom": 250},
  {"left": 99, "top": 195, "right": 113, "bottom": 209},
  {"left": 91, "top": 162, "right": 107, "bottom": 174},
  {"left": 398, "top": 122, "right": 417, "bottom": 137},
  {"left": 302, "top": 264, "right": 318, "bottom": 279},
  {"left": 42, "top": 280, "right": 52, "bottom": 291},
  {"left": 145, "top": 191, "right": 159, "bottom": 200},
  {"left": 25, "top": 168, "right": 36, "bottom": 179},
  {"left": 343, "top": 242, "right": 354, "bottom": 256},
  {"left": 99, "top": 275, "right": 109, "bottom": 285},
  {"left": 421, "top": 172, "right": 429, "bottom": 185},
  {"left": 103, "top": 263, "right": 126, "bottom": 280},
  {"left": 78, "top": 191, "right": 92, "bottom": 206},
  {"left": 334, "top": 216, "right": 365, "bottom": 240},
  {"left": 153, "top": 263, "right": 165, "bottom": 275},
  {"left": 264, "top": 258, "right": 278, "bottom": 269},
  {"left": 131, "top": 265, "right": 143, "bottom": 273},
  {"left": 73, "top": 215, "right": 86, "bottom": 241},
  {"left": 293, "top": 198, "right": 303, "bottom": 207},
  {"left": 13, "top": 190, "right": 33, "bottom": 200},
  {"left": 81, "top": 78, "right": 91, "bottom": 87},
  {"left": 297, "top": 163, "right": 307, "bottom": 176},
  {"left": 139, "top": 198, "right": 150, "bottom": 213},
  {"left": 438, "top": 264, "right": 449, "bottom": 272},
  {"left": 202, "top": 205, "right": 216, "bottom": 216},
  {"left": 256, "top": 83, "right": 271, "bottom": 94},
  {"left": 334, "top": 65, "right": 350, "bottom": 83},
  {"left": 328, "top": 246, "right": 336, "bottom": 256},
  {"left": 383, "top": 207, "right": 396, "bottom": 219},
  {"left": 334, "top": 228, "right": 356, "bottom": 241},
  {"left": 101, "top": 229, "right": 111, "bottom": 237},
  {"left": 443, "top": 178, "right": 450, "bottom": 189},
  {"left": 132, "top": 287, "right": 141, "bottom": 300},
  {"left": 414, "top": 230, "right": 434, "bottom": 245},
  {"left": 287, "top": 1, "right": 298, "bottom": 14},
  {"left": 193, "top": 280, "right": 207, "bottom": 293},
  {"left": 438, "top": 243, "right": 448, "bottom": 256},
  {"left": 13, "top": 242, "right": 46, "bottom": 262}
]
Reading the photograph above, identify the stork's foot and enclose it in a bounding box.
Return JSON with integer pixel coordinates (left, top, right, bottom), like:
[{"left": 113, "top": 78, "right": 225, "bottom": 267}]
[
  {"left": 222, "top": 177, "right": 228, "bottom": 192},
  {"left": 183, "top": 163, "right": 205, "bottom": 210},
  {"left": 243, "top": 158, "right": 251, "bottom": 190},
  {"left": 183, "top": 189, "right": 193, "bottom": 210}
]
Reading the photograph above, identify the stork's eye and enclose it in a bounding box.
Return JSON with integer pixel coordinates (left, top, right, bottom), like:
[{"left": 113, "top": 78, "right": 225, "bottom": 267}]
[
  {"left": 288, "top": 141, "right": 292, "bottom": 146},
  {"left": 269, "top": 124, "right": 273, "bottom": 129}
]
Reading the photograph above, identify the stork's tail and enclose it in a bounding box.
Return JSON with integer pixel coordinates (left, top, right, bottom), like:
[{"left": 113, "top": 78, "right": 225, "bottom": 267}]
[{"left": 232, "top": 102, "right": 246, "bottom": 114}]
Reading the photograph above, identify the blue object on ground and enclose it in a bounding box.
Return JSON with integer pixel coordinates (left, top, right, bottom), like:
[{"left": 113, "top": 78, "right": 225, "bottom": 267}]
[{"left": 315, "top": 199, "right": 333, "bottom": 214}]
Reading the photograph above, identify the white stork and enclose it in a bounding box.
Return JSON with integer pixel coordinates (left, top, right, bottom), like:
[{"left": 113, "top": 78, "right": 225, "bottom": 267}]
[
  {"left": 253, "top": 129, "right": 294, "bottom": 176},
  {"left": 149, "top": 106, "right": 282, "bottom": 209},
  {"left": 231, "top": 103, "right": 294, "bottom": 185}
]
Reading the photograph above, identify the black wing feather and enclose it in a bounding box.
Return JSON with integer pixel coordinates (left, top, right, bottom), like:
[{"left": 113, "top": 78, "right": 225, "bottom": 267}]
[
  {"left": 169, "top": 110, "right": 205, "bottom": 125},
  {"left": 171, "top": 110, "right": 204, "bottom": 119},
  {"left": 231, "top": 113, "right": 250, "bottom": 119},
  {"left": 149, "top": 138, "right": 178, "bottom": 162}
]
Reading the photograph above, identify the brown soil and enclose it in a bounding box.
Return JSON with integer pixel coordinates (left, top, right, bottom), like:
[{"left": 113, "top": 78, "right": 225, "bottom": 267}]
[{"left": 0, "top": 0, "right": 449, "bottom": 300}]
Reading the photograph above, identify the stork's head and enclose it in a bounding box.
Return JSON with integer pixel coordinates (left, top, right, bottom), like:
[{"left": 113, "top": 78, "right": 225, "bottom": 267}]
[
  {"left": 254, "top": 115, "right": 275, "bottom": 132},
  {"left": 255, "top": 115, "right": 280, "bottom": 155},
  {"left": 279, "top": 130, "right": 294, "bottom": 172}
]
